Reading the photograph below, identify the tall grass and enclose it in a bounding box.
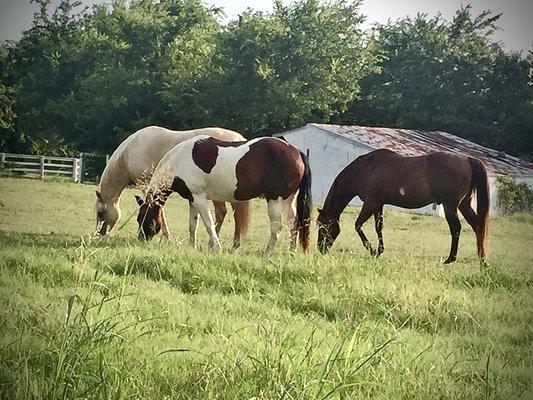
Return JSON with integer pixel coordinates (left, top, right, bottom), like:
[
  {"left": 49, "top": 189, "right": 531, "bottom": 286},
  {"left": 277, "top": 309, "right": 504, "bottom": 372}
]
[{"left": 0, "top": 177, "right": 532, "bottom": 399}]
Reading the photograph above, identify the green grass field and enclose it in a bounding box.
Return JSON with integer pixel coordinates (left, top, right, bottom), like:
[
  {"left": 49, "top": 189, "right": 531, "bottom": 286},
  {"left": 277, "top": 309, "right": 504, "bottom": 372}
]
[{"left": 0, "top": 177, "right": 532, "bottom": 399}]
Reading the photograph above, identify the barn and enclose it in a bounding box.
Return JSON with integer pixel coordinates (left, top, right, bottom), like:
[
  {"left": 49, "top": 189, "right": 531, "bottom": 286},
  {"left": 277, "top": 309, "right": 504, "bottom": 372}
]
[{"left": 276, "top": 123, "right": 533, "bottom": 215}]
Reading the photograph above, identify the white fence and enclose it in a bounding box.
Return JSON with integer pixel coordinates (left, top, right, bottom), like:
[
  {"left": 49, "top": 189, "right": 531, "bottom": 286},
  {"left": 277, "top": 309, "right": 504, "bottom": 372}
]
[{"left": 0, "top": 152, "right": 81, "bottom": 182}]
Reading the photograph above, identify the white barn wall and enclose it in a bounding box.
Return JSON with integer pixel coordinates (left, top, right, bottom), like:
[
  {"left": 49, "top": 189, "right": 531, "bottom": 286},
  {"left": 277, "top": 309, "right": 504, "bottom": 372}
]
[
  {"left": 281, "top": 126, "right": 442, "bottom": 216},
  {"left": 280, "top": 126, "right": 369, "bottom": 203}
]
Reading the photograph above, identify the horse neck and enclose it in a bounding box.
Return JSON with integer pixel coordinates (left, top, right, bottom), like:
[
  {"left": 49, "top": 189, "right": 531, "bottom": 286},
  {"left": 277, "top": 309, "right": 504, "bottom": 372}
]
[
  {"left": 99, "top": 156, "right": 130, "bottom": 204},
  {"left": 323, "top": 169, "right": 358, "bottom": 219}
]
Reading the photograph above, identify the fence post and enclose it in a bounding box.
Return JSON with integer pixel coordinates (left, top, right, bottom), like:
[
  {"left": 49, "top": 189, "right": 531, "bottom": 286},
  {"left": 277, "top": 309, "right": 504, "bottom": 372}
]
[
  {"left": 40, "top": 156, "right": 45, "bottom": 179},
  {"left": 0, "top": 153, "right": 5, "bottom": 164},
  {"left": 79, "top": 152, "right": 85, "bottom": 183},
  {"left": 76, "top": 158, "right": 82, "bottom": 183},
  {"left": 72, "top": 158, "right": 79, "bottom": 182},
  {"left": 105, "top": 154, "right": 110, "bottom": 164}
]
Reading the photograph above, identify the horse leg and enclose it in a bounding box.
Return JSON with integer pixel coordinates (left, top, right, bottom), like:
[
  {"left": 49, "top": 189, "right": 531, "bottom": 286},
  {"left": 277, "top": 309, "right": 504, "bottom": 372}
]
[
  {"left": 374, "top": 206, "right": 384, "bottom": 256},
  {"left": 282, "top": 194, "right": 297, "bottom": 251},
  {"left": 160, "top": 207, "right": 171, "bottom": 240},
  {"left": 459, "top": 197, "right": 478, "bottom": 232},
  {"left": 194, "top": 195, "right": 221, "bottom": 251},
  {"left": 188, "top": 203, "right": 199, "bottom": 248},
  {"left": 265, "top": 197, "right": 283, "bottom": 253},
  {"left": 443, "top": 204, "right": 461, "bottom": 264},
  {"left": 355, "top": 203, "right": 377, "bottom": 255},
  {"left": 230, "top": 201, "right": 251, "bottom": 250},
  {"left": 229, "top": 203, "right": 241, "bottom": 250},
  {"left": 459, "top": 197, "right": 486, "bottom": 261},
  {"left": 213, "top": 201, "right": 227, "bottom": 235}
]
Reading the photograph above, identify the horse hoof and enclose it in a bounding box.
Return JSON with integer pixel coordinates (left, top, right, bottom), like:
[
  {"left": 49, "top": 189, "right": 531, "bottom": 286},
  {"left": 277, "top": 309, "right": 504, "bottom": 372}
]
[
  {"left": 443, "top": 257, "right": 456, "bottom": 264},
  {"left": 208, "top": 242, "right": 221, "bottom": 252}
]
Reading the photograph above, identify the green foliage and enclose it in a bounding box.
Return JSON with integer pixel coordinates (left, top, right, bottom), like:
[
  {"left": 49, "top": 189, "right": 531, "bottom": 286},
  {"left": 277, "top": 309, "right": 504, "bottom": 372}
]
[
  {"left": 202, "top": 0, "right": 377, "bottom": 137},
  {"left": 0, "top": 46, "right": 18, "bottom": 150},
  {"left": 0, "top": 177, "right": 532, "bottom": 398},
  {"left": 496, "top": 175, "right": 533, "bottom": 213},
  {"left": 2, "top": 0, "right": 221, "bottom": 154},
  {"left": 55, "top": 0, "right": 221, "bottom": 151},
  {"left": 339, "top": 5, "right": 533, "bottom": 157},
  {"left": 0, "top": 1, "right": 531, "bottom": 157}
]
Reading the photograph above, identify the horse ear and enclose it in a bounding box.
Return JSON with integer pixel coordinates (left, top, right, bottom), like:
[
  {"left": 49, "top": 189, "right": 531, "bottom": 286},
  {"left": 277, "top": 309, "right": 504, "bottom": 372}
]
[
  {"left": 134, "top": 195, "right": 144, "bottom": 206},
  {"left": 96, "top": 190, "right": 103, "bottom": 200}
]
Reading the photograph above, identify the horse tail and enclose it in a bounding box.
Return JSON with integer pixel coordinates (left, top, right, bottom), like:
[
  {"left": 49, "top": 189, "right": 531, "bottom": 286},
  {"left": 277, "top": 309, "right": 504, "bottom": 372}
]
[
  {"left": 468, "top": 157, "right": 490, "bottom": 259},
  {"left": 296, "top": 150, "right": 312, "bottom": 252}
]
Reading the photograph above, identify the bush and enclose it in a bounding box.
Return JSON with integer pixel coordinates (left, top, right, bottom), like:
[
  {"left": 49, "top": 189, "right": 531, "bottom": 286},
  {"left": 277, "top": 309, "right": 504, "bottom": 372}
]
[{"left": 496, "top": 175, "right": 533, "bottom": 213}]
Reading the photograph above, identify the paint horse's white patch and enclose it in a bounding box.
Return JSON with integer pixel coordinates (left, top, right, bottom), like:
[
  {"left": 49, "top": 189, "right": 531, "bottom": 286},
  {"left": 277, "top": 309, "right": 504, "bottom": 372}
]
[
  {"left": 399, "top": 187, "right": 406, "bottom": 196},
  {"left": 151, "top": 135, "right": 263, "bottom": 203}
]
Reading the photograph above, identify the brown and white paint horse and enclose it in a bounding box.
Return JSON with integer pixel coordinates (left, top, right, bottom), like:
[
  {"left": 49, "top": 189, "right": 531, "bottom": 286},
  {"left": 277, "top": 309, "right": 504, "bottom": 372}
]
[
  {"left": 94, "top": 126, "right": 250, "bottom": 246},
  {"left": 317, "top": 149, "right": 490, "bottom": 264},
  {"left": 136, "top": 136, "right": 312, "bottom": 252}
]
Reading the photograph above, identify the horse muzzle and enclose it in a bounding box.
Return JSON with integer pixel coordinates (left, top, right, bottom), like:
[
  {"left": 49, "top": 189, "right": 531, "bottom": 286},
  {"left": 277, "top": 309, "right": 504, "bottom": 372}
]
[{"left": 96, "top": 221, "right": 109, "bottom": 236}]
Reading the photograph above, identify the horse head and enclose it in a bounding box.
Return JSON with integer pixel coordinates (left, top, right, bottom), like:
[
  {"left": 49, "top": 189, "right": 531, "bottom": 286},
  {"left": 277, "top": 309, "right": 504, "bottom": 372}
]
[
  {"left": 94, "top": 190, "right": 120, "bottom": 235},
  {"left": 317, "top": 208, "right": 340, "bottom": 253},
  {"left": 136, "top": 193, "right": 163, "bottom": 241}
]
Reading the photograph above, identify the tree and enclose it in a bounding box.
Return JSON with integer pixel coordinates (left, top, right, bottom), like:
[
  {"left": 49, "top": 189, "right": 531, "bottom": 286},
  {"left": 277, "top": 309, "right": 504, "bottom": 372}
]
[
  {"left": 1, "top": 1, "right": 530, "bottom": 158},
  {"left": 0, "top": 45, "right": 17, "bottom": 150},
  {"left": 2, "top": 0, "right": 89, "bottom": 155},
  {"left": 1, "top": 0, "right": 221, "bottom": 154},
  {"left": 204, "top": 0, "right": 378, "bottom": 137},
  {"left": 339, "top": 6, "right": 533, "bottom": 158},
  {"left": 49, "top": 0, "right": 222, "bottom": 153}
]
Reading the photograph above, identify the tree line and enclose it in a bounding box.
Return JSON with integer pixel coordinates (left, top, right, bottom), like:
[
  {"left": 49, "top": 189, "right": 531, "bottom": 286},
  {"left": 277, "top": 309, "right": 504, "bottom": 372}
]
[{"left": 1, "top": 0, "right": 531, "bottom": 159}]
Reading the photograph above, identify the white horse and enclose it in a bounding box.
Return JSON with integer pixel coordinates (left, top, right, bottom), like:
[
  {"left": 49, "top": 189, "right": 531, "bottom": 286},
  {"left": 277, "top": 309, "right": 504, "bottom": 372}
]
[
  {"left": 136, "top": 135, "right": 312, "bottom": 252},
  {"left": 94, "top": 126, "right": 250, "bottom": 247}
]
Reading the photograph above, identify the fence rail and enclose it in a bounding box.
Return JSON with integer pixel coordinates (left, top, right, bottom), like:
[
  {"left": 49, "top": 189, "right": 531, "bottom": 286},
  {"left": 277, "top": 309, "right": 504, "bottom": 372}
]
[{"left": 0, "top": 152, "right": 81, "bottom": 182}]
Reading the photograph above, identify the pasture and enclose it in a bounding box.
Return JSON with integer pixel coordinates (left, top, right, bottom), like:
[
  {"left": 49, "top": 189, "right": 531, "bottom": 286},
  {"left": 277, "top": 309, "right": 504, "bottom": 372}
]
[{"left": 0, "top": 177, "right": 532, "bottom": 399}]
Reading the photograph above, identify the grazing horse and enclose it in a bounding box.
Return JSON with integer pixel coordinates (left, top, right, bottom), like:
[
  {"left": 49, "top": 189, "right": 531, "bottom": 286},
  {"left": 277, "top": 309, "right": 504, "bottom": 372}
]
[
  {"left": 94, "top": 126, "right": 251, "bottom": 248},
  {"left": 136, "top": 136, "right": 312, "bottom": 252},
  {"left": 317, "top": 149, "right": 489, "bottom": 264}
]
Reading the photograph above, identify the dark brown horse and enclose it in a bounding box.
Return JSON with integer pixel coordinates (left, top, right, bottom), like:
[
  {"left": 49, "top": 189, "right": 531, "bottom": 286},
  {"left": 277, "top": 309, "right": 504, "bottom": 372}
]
[{"left": 317, "top": 149, "right": 489, "bottom": 263}]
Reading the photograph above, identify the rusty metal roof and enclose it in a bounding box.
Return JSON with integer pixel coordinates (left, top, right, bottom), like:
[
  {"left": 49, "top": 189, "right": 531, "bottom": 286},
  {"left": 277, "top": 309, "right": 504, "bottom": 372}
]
[{"left": 309, "top": 123, "right": 533, "bottom": 176}]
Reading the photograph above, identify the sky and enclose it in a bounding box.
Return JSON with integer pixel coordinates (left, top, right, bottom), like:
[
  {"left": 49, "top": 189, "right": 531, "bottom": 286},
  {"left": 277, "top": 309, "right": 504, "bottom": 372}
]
[{"left": 0, "top": 0, "right": 531, "bottom": 53}]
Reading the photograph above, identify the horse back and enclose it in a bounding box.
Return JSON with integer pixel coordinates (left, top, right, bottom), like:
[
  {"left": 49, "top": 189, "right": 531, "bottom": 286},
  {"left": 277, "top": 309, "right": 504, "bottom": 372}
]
[
  {"left": 425, "top": 151, "right": 472, "bottom": 202},
  {"left": 189, "top": 136, "right": 304, "bottom": 201},
  {"left": 122, "top": 127, "right": 245, "bottom": 180},
  {"left": 355, "top": 150, "right": 472, "bottom": 207}
]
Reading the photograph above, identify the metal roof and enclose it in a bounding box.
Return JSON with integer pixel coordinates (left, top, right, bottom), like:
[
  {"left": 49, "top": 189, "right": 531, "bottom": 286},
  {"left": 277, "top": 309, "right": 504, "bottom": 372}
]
[{"left": 304, "top": 123, "right": 533, "bottom": 176}]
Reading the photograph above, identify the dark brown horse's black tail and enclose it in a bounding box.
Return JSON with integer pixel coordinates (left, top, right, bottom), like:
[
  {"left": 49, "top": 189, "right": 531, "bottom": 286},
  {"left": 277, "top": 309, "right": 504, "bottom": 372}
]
[
  {"left": 296, "top": 151, "right": 312, "bottom": 252},
  {"left": 468, "top": 157, "right": 490, "bottom": 259}
]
